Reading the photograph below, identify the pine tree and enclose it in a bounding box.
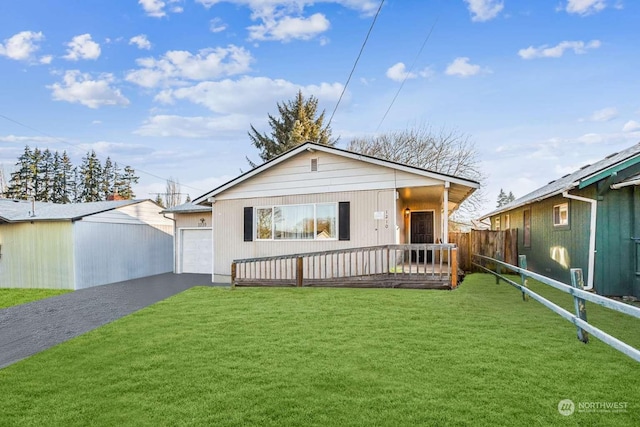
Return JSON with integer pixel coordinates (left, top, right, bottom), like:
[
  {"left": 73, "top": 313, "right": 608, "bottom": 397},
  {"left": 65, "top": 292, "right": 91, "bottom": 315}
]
[
  {"left": 6, "top": 146, "right": 33, "bottom": 200},
  {"left": 117, "top": 166, "right": 139, "bottom": 199},
  {"left": 248, "top": 90, "right": 336, "bottom": 164},
  {"left": 79, "top": 150, "right": 103, "bottom": 202},
  {"left": 185, "top": 194, "right": 191, "bottom": 203},
  {"left": 496, "top": 188, "right": 516, "bottom": 208},
  {"left": 154, "top": 194, "right": 165, "bottom": 208},
  {"left": 102, "top": 157, "right": 115, "bottom": 199},
  {"left": 30, "top": 147, "right": 44, "bottom": 200},
  {"left": 39, "top": 149, "right": 54, "bottom": 202}
]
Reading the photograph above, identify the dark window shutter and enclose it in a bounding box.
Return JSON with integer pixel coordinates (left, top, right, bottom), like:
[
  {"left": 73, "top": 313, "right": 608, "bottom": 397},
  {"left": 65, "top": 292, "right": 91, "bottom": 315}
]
[
  {"left": 244, "top": 207, "right": 253, "bottom": 241},
  {"left": 338, "top": 202, "right": 350, "bottom": 241}
]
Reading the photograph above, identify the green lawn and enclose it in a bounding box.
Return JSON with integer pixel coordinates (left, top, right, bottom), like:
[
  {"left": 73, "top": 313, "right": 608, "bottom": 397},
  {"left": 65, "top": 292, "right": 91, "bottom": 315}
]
[
  {"left": 0, "top": 288, "right": 71, "bottom": 309},
  {"left": 0, "top": 274, "right": 638, "bottom": 426}
]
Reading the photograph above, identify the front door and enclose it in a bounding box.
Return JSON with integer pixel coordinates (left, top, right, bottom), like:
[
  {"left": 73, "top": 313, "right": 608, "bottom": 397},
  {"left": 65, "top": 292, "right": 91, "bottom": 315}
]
[{"left": 411, "top": 211, "right": 434, "bottom": 262}]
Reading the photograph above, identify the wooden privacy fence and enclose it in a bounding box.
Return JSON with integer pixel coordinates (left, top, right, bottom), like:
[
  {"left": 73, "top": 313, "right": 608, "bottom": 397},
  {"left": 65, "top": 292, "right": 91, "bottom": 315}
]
[
  {"left": 450, "top": 229, "right": 518, "bottom": 271},
  {"left": 232, "top": 244, "right": 458, "bottom": 289},
  {"left": 473, "top": 253, "right": 640, "bottom": 363}
]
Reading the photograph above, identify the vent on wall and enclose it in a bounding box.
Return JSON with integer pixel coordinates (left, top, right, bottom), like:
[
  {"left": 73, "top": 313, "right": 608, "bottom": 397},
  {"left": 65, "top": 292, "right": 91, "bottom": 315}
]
[{"left": 311, "top": 158, "right": 318, "bottom": 171}]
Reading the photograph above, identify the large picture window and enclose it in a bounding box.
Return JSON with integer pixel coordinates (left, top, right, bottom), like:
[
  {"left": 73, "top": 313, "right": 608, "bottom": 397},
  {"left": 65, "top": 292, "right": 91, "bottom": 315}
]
[{"left": 256, "top": 203, "right": 337, "bottom": 240}]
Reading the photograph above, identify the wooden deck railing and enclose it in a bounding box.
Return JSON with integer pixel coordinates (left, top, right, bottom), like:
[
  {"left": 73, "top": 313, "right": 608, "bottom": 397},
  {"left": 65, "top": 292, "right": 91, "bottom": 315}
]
[{"left": 231, "top": 244, "right": 458, "bottom": 289}]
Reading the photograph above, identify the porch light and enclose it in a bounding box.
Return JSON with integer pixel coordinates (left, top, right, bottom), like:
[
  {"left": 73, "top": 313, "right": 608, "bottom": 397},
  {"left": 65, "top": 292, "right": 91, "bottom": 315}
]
[{"left": 404, "top": 207, "right": 410, "bottom": 216}]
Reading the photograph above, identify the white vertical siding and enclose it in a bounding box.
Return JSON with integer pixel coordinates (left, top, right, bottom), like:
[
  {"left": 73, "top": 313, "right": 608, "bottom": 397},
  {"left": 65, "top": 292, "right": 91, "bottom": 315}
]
[
  {"left": 217, "top": 151, "right": 442, "bottom": 200},
  {"left": 73, "top": 221, "right": 173, "bottom": 289},
  {"left": 0, "top": 222, "right": 75, "bottom": 289},
  {"left": 213, "top": 189, "right": 397, "bottom": 281}
]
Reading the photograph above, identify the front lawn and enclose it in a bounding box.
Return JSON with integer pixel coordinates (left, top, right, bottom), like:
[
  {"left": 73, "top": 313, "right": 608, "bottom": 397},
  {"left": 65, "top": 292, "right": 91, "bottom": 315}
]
[
  {"left": 0, "top": 288, "right": 71, "bottom": 309},
  {"left": 0, "top": 274, "right": 638, "bottom": 426}
]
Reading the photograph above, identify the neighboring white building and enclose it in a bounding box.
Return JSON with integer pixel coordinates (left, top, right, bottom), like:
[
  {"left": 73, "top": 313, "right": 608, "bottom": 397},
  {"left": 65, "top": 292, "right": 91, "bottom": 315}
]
[
  {"left": 182, "top": 142, "right": 479, "bottom": 283},
  {"left": 0, "top": 199, "right": 173, "bottom": 289}
]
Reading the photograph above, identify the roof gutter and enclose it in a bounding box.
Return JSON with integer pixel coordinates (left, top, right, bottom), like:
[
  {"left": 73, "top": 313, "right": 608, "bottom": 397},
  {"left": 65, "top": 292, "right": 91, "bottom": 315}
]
[
  {"left": 610, "top": 178, "right": 640, "bottom": 190},
  {"left": 562, "top": 191, "right": 596, "bottom": 291}
]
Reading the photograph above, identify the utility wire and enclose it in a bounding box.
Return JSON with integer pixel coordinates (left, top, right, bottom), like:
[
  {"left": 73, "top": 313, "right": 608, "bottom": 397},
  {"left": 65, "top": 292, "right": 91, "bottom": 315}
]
[
  {"left": 376, "top": 15, "right": 439, "bottom": 132},
  {"left": 327, "top": 0, "right": 385, "bottom": 130},
  {"left": 0, "top": 113, "right": 205, "bottom": 193}
]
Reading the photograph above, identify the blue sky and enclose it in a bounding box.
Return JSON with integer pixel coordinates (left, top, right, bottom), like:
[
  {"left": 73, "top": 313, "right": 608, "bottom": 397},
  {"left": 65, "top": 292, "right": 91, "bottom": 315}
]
[{"left": 0, "top": 0, "right": 638, "bottom": 214}]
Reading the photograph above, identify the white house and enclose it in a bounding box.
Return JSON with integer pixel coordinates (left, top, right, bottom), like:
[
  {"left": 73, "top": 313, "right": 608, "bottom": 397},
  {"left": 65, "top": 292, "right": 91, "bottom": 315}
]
[
  {"left": 0, "top": 199, "right": 173, "bottom": 289},
  {"left": 180, "top": 142, "right": 479, "bottom": 283}
]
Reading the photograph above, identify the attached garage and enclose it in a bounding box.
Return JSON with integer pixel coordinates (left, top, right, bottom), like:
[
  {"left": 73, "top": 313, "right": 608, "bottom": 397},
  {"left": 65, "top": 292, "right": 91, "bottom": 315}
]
[
  {"left": 179, "top": 228, "right": 212, "bottom": 274},
  {"left": 162, "top": 202, "right": 213, "bottom": 275}
]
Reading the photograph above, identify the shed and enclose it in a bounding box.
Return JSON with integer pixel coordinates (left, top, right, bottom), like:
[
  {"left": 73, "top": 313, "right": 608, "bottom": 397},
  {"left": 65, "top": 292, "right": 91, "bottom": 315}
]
[
  {"left": 0, "top": 199, "right": 173, "bottom": 289},
  {"left": 481, "top": 142, "right": 640, "bottom": 297}
]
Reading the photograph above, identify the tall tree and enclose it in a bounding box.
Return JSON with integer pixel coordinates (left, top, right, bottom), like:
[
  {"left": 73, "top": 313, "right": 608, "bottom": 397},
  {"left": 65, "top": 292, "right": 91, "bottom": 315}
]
[
  {"left": 102, "top": 157, "right": 115, "bottom": 199},
  {"left": 248, "top": 90, "right": 336, "bottom": 164},
  {"left": 117, "top": 165, "right": 139, "bottom": 199},
  {"left": 6, "top": 146, "right": 33, "bottom": 200},
  {"left": 79, "top": 150, "right": 103, "bottom": 202},
  {"left": 40, "top": 149, "right": 54, "bottom": 202},
  {"left": 347, "top": 125, "right": 486, "bottom": 219},
  {"left": 0, "top": 166, "right": 7, "bottom": 198},
  {"left": 496, "top": 188, "right": 516, "bottom": 208}
]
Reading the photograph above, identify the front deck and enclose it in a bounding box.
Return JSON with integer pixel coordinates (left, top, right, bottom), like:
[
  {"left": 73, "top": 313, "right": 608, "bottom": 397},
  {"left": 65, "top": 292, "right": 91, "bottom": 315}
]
[{"left": 232, "top": 244, "right": 459, "bottom": 290}]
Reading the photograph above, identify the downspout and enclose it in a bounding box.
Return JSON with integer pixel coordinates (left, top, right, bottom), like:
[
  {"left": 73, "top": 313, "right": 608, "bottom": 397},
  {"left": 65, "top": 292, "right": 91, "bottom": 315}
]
[
  {"left": 562, "top": 191, "right": 597, "bottom": 290},
  {"left": 162, "top": 213, "right": 177, "bottom": 273}
]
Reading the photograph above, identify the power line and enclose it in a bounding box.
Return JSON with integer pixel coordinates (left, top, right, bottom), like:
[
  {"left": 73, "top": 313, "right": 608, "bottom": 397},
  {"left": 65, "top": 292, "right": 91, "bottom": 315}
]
[
  {"left": 326, "top": 0, "right": 385, "bottom": 130},
  {"left": 376, "top": 15, "right": 439, "bottom": 132},
  {"left": 0, "top": 113, "right": 205, "bottom": 193}
]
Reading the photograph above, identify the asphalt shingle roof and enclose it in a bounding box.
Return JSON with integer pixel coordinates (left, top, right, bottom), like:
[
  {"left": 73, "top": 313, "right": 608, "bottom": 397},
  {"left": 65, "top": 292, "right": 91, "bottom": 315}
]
[
  {"left": 161, "top": 202, "right": 211, "bottom": 214},
  {"left": 481, "top": 142, "right": 640, "bottom": 219}
]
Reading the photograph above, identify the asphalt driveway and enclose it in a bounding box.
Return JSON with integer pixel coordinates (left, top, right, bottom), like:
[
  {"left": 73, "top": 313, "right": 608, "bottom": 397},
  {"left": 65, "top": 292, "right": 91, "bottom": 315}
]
[{"left": 0, "top": 273, "right": 217, "bottom": 369}]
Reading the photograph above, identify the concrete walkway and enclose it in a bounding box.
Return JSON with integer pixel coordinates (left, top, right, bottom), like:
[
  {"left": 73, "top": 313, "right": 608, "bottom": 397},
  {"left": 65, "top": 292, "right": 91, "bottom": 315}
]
[{"left": 0, "top": 273, "right": 217, "bottom": 369}]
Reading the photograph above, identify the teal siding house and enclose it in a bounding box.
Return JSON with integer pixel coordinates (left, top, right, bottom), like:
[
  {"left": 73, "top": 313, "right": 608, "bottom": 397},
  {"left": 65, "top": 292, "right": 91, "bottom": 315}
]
[{"left": 481, "top": 142, "right": 640, "bottom": 298}]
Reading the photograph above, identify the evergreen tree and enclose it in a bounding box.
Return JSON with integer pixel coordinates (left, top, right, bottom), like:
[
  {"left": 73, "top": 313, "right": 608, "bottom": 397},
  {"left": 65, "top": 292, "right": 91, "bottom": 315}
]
[
  {"left": 40, "top": 149, "right": 54, "bottom": 202},
  {"left": 496, "top": 188, "right": 516, "bottom": 208},
  {"left": 154, "top": 194, "right": 165, "bottom": 208},
  {"left": 248, "top": 90, "right": 336, "bottom": 164},
  {"left": 102, "top": 157, "right": 115, "bottom": 199},
  {"left": 185, "top": 194, "right": 191, "bottom": 203},
  {"left": 6, "top": 146, "right": 33, "bottom": 199},
  {"left": 30, "top": 147, "right": 44, "bottom": 200},
  {"left": 79, "top": 150, "right": 103, "bottom": 202},
  {"left": 117, "top": 165, "right": 139, "bottom": 199},
  {"left": 70, "top": 166, "right": 81, "bottom": 203}
]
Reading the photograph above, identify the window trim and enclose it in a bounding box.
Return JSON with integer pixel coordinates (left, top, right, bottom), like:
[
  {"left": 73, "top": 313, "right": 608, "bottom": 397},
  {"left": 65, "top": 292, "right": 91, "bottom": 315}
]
[
  {"left": 494, "top": 217, "right": 501, "bottom": 231},
  {"left": 255, "top": 202, "right": 338, "bottom": 241},
  {"left": 523, "top": 208, "right": 531, "bottom": 248},
  {"left": 553, "top": 202, "right": 570, "bottom": 228},
  {"left": 504, "top": 214, "right": 510, "bottom": 230}
]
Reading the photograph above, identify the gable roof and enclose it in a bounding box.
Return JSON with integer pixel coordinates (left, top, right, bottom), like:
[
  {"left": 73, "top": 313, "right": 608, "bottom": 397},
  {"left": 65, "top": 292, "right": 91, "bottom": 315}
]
[
  {"left": 480, "top": 142, "right": 640, "bottom": 220},
  {"left": 0, "top": 199, "right": 145, "bottom": 223},
  {"left": 193, "top": 141, "right": 480, "bottom": 205}
]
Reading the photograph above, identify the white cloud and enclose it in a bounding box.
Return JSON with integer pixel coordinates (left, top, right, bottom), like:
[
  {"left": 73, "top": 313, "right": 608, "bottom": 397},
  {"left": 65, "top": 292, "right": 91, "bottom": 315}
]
[
  {"left": 589, "top": 107, "right": 618, "bottom": 122},
  {"left": 445, "top": 57, "right": 486, "bottom": 77},
  {"left": 565, "top": 0, "right": 607, "bottom": 15},
  {"left": 154, "top": 76, "right": 343, "bottom": 115},
  {"left": 139, "top": 0, "right": 183, "bottom": 17},
  {"left": 0, "top": 135, "right": 60, "bottom": 144},
  {"left": 464, "top": 0, "right": 504, "bottom": 22},
  {"left": 129, "top": 34, "right": 152, "bottom": 50},
  {"left": 39, "top": 55, "right": 53, "bottom": 64},
  {"left": 48, "top": 70, "right": 130, "bottom": 109},
  {"left": 125, "top": 45, "right": 253, "bottom": 88},
  {"left": 0, "top": 31, "right": 44, "bottom": 62},
  {"left": 623, "top": 120, "right": 640, "bottom": 132},
  {"left": 385, "top": 62, "right": 416, "bottom": 82},
  {"left": 210, "top": 18, "right": 227, "bottom": 33},
  {"left": 248, "top": 13, "right": 330, "bottom": 41},
  {"left": 518, "top": 40, "right": 601, "bottom": 59},
  {"left": 135, "top": 114, "right": 251, "bottom": 138},
  {"left": 63, "top": 34, "right": 101, "bottom": 61},
  {"left": 195, "top": 1, "right": 377, "bottom": 41}
]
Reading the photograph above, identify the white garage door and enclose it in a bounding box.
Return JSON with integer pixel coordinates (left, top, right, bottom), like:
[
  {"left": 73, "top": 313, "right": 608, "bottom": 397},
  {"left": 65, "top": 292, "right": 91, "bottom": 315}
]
[{"left": 180, "top": 228, "right": 212, "bottom": 274}]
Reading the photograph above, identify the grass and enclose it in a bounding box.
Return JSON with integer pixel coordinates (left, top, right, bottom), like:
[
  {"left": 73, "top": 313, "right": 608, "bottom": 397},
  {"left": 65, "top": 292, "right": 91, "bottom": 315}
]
[
  {"left": 0, "top": 288, "right": 71, "bottom": 309},
  {"left": 0, "top": 273, "right": 638, "bottom": 426}
]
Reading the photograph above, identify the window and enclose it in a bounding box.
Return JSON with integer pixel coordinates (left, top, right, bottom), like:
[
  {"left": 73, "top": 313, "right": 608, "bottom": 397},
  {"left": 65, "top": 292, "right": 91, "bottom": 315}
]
[
  {"left": 311, "top": 158, "right": 318, "bottom": 171},
  {"left": 504, "top": 214, "right": 510, "bottom": 230},
  {"left": 494, "top": 217, "right": 501, "bottom": 231},
  {"left": 553, "top": 203, "right": 569, "bottom": 227},
  {"left": 523, "top": 209, "right": 531, "bottom": 248},
  {"left": 256, "top": 203, "right": 337, "bottom": 240}
]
